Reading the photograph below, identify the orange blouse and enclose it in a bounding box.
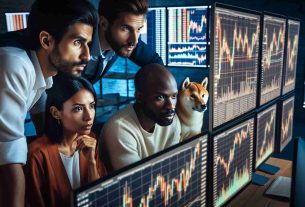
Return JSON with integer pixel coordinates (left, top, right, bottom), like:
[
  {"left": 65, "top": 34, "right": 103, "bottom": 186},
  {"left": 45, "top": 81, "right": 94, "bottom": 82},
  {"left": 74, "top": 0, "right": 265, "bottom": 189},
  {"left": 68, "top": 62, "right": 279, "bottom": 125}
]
[{"left": 24, "top": 134, "right": 107, "bottom": 207}]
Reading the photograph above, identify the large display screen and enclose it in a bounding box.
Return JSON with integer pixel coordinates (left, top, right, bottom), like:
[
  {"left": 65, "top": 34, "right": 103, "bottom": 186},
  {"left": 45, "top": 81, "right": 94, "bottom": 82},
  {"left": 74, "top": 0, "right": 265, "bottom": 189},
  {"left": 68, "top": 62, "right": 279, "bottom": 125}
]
[
  {"left": 213, "top": 118, "right": 253, "bottom": 207},
  {"left": 212, "top": 7, "right": 259, "bottom": 128},
  {"left": 75, "top": 135, "right": 208, "bottom": 207},
  {"left": 167, "top": 6, "right": 209, "bottom": 67},
  {"left": 260, "top": 15, "right": 286, "bottom": 105}
]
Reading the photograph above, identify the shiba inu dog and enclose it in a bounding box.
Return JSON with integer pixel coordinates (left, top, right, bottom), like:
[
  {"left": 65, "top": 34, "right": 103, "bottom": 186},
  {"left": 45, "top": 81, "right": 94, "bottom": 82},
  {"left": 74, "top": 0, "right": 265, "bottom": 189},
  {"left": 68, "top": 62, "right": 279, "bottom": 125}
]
[{"left": 177, "top": 77, "right": 209, "bottom": 141}]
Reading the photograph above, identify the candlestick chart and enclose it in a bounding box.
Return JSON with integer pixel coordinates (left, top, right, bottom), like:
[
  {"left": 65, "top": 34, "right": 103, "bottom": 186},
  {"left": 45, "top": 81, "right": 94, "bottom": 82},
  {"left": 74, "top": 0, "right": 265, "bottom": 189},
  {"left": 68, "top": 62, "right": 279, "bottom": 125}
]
[
  {"left": 213, "top": 7, "right": 259, "bottom": 128},
  {"left": 213, "top": 119, "right": 253, "bottom": 207},
  {"left": 256, "top": 105, "right": 276, "bottom": 168},
  {"left": 168, "top": 6, "right": 208, "bottom": 67},
  {"left": 283, "top": 20, "right": 300, "bottom": 94},
  {"left": 280, "top": 96, "right": 294, "bottom": 152},
  {"left": 76, "top": 136, "right": 208, "bottom": 207},
  {"left": 260, "top": 15, "right": 286, "bottom": 105}
]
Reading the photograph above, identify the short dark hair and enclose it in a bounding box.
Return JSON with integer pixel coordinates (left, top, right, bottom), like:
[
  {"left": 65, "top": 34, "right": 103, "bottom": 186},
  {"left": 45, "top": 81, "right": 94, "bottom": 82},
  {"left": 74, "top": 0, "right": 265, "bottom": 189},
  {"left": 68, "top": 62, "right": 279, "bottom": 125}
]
[
  {"left": 28, "top": 0, "right": 98, "bottom": 50},
  {"left": 98, "top": 0, "right": 148, "bottom": 23},
  {"left": 45, "top": 73, "right": 97, "bottom": 144}
]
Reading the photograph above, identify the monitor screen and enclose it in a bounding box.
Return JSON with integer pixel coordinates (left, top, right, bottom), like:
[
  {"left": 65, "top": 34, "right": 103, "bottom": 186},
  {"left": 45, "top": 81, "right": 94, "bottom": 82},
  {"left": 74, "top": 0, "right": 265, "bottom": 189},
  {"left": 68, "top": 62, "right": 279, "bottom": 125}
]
[
  {"left": 291, "top": 137, "right": 305, "bottom": 207},
  {"left": 280, "top": 96, "right": 294, "bottom": 152},
  {"left": 140, "top": 7, "right": 167, "bottom": 65},
  {"left": 260, "top": 15, "right": 286, "bottom": 105},
  {"left": 212, "top": 7, "right": 259, "bottom": 128},
  {"left": 282, "top": 19, "right": 300, "bottom": 95},
  {"left": 213, "top": 118, "right": 254, "bottom": 207},
  {"left": 255, "top": 104, "right": 276, "bottom": 168},
  {"left": 167, "top": 6, "right": 209, "bottom": 67},
  {"left": 74, "top": 135, "right": 208, "bottom": 207},
  {"left": 5, "top": 12, "right": 29, "bottom": 32}
]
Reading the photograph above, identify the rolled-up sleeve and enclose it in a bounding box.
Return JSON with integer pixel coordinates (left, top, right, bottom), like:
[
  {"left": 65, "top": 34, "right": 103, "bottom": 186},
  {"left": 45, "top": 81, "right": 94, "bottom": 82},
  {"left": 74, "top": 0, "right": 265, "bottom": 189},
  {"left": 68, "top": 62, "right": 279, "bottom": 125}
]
[{"left": 0, "top": 50, "right": 33, "bottom": 165}]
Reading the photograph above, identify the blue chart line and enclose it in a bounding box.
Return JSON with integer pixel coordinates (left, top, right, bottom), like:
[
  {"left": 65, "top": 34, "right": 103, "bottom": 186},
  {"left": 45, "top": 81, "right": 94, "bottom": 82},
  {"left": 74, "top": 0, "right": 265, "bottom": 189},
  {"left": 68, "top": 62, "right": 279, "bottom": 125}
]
[{"left": 168, "top": 6, "right": 208, "bottom": 67}]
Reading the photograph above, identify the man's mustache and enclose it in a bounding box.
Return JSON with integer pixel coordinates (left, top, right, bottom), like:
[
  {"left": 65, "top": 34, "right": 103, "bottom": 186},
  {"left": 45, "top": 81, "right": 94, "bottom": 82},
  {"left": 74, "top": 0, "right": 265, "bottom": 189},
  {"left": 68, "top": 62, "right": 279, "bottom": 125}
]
[
  {"left": 161, "top": 109, "right": 176, "bottom": 116},
  {"left": 72, "top": 60, "right": 89, "bottom": 66}
]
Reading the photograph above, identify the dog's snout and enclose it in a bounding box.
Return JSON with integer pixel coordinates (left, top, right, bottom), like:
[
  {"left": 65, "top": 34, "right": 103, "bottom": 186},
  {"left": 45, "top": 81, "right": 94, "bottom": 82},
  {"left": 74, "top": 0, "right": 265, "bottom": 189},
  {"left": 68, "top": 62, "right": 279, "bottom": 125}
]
[{"left": 201, "top": 104, "right": 207, "bottom": 110}]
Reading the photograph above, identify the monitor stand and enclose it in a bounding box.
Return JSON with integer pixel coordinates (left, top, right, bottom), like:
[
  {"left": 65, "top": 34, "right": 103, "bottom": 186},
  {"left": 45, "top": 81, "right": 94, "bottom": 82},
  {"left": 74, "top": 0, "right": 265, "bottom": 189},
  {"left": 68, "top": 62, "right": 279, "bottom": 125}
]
[
  {"left": 258, "top": 163, "right": 280, "bottom": 174},
  {"left": 252, "top": 173, "right": 269, "bottom": 185},
  {"left": 252, "top": 163, "right": 280, "bottom": 186}
]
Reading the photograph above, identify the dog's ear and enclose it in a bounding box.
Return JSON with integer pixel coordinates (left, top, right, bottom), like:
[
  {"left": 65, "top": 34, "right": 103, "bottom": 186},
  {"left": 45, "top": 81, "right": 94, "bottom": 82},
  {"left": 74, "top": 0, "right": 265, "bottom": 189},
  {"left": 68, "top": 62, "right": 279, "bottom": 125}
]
[
  {"left": 181, "top": 77, "right": 191, "bottom": 90},
  {"left": 201, "top": 77, "right": 208, "bottom": 89}
]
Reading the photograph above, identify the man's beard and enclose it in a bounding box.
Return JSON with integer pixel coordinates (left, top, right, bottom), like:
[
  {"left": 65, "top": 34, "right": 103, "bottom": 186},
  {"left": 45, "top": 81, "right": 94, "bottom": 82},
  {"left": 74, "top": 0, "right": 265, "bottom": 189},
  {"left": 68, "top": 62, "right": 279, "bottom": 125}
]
[
  {"left": 48, "top": 46, "right": 88, "bottom": 77},
  {"left": 143, "top": 106, "right": 176, "bottom": 126},
  {"left": 105, "top": 29, "right": 134, "bottom": 57}
]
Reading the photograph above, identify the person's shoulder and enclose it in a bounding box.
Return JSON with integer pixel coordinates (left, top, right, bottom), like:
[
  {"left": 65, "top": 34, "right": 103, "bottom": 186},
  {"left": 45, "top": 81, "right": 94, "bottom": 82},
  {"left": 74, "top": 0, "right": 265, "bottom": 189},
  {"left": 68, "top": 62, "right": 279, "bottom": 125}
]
[
  {"left": 0, "top": 47, "right": 32, "bottom": 73},
  {"left": 0, "top": 47, "right": 29, "bottom": 58},
  {"left": 104, "top": 105, "right": 135, "bottom": 126},
  {"left": 28, "top": 135, "right": 51, "bottom": 156}
]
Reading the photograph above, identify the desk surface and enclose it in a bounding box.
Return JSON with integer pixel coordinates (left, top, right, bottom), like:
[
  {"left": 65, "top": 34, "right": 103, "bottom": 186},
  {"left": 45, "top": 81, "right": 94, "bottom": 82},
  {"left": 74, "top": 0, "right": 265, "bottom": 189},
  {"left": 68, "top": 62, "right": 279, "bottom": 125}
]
[{"left": 227, "top": 157, "right": 292, "bottom": 207}]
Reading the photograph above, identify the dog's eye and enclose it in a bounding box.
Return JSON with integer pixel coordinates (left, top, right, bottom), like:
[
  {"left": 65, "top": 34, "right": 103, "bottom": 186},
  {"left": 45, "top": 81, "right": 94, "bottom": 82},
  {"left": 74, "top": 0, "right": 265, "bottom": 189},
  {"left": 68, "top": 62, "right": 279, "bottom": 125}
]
[
  {"left": 202, "top": 94, "right": 205, "bottom": 98},
  {"left": 191, "top": 94, "right": 196, "bottom": 99}
]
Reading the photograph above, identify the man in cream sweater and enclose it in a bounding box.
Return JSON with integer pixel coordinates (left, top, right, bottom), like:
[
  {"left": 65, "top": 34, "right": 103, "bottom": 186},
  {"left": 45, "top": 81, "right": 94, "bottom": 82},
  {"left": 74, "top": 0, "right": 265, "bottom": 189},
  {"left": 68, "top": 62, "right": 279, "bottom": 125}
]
[{"left": 100, "top": 63, "right": 181, "bottom": 170}]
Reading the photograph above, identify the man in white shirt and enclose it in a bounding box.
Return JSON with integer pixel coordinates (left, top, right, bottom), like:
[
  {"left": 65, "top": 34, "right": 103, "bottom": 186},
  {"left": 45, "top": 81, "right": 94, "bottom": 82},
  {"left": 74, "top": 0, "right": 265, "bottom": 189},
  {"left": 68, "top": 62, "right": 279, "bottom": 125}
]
[
  {"left": 100, "top": 63, "right": 181, "bottom": 171},
  {"left": 0, "top": 0, "right": 98, "bottom": 206}
]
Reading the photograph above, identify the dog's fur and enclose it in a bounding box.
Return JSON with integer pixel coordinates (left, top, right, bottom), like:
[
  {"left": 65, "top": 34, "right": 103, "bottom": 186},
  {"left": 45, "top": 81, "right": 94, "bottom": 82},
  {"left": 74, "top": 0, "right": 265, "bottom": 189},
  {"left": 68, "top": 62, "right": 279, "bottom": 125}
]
[{"left": 177, "top": 77, "right": 209, "bottom": 141}]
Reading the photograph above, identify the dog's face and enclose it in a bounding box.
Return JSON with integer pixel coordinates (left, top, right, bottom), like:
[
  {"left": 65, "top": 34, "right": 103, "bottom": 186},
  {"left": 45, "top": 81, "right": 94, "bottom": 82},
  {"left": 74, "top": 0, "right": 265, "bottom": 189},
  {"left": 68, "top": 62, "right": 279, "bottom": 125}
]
[{"left": 179, "top": 77, "right": 209, "bottom": 113}]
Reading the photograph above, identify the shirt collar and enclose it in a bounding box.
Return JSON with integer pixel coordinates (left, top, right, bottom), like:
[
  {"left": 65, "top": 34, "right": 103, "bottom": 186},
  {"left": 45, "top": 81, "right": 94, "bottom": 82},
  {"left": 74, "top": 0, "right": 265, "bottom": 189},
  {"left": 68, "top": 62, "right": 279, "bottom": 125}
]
[
  {"left": 100, "top": 49, "right": 115, "bottom": 61},
  {"left": 30, "top": 50, "right": 53, "bottom": 90}
]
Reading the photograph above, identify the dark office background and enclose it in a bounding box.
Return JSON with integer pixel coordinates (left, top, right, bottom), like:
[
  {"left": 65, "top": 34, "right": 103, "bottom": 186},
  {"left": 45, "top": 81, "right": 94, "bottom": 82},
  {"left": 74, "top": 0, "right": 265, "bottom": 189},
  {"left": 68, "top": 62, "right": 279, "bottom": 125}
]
[{"left": 0, "top": 0, "right": 304, "bottom": 159}]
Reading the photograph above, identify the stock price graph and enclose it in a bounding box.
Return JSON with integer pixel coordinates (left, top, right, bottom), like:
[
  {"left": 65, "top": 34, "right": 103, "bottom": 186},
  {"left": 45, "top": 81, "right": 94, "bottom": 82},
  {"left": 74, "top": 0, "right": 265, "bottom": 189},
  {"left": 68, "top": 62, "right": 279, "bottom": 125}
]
[
  {"left": 76, "top": 136, "right": 208, "bottom": 207},
  {"left": 140, "top": 8, "right": 167, "bottom": 65},
  {"left": 256, "top": 105, "right": 276, "bottom": 168},
  {"left": 283, "top": 20, "right": 300, "bottom": 94},
  {"left": 213, "top": 7, "right": 260, "bottom": 128},
  {"left": 280, "top": 96, "right": 294, "bottom": 152},
  {"left": 168, "top": 6, "right": 208, "bottom": 67},
  {"left": 260, "top": 15, "right": 286, "bottom": 105},
  {"left": 213, "top": 119, "right": 253, "bottom": 207}
]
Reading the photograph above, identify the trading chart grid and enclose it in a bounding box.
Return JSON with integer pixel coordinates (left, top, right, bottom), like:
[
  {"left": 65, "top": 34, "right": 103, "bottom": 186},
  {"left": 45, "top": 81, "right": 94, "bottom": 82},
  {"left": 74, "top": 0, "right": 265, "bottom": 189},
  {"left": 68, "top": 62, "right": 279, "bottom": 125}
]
[
  {"left": 260, "top": 15, "right": 286, "bottom": 105},
  {"left": 280, "top": 96, "right": 294, "bottom": 152},
  {"left": 213, "top": 118, "right": 254, "bottom": 207},
  {"left": 283, "top": 20, "right": 300, "bottom": 94},
  {"left": 212, "top": 7, "right": 260, "bottom": 128},
  {"left": 256, "top": 104, "right": 276, "bottom": 168},
  {"left": 75, "top": 135, "right": 208, "bottom": 207},
  {"left": 167, "top": 6, "right": 209, "bottom": 67}
]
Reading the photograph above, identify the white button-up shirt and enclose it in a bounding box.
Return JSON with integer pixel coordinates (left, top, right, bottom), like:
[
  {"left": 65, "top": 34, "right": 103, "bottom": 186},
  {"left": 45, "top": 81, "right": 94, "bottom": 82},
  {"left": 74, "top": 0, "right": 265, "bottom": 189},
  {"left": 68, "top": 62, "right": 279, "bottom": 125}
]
[{"left": 0, "top": 47, "right": 53, "bottom": 165}]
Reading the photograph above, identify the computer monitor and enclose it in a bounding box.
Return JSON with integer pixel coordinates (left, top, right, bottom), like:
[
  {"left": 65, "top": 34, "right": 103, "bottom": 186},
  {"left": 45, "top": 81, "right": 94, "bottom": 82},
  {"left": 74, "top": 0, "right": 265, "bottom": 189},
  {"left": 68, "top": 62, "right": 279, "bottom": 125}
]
[
  {"left": 167, "top": 6, "right": 209, "bottom": 67},
  {"left": 260, "top": 15, "right": 286, "bottom": 106},
  {"left": 74, "top": 135, "right": 208, "bottom": 207},
  {"left": 255, "top": 104, "right": 277, "bottom": 168},
  {"left": 210, "top": 5, "right": 260, "bottom": 129},
  {"left": 282, "top": 19, "right": 300, "bottom": 95},
  {"left": 140, "top": 7, "right": 167, "bottom": 65},
  {"left": 279, "top": 96, "right": 295, "bottom": 152},
  {"left": 5, "top": 12, "right": 29, "bottom": 32},
  {"left": 213, "top": 118, "right": 254, "bottom": 207},
  {"left": 291, "top": 137, "right": 305, "bottom": 207}
]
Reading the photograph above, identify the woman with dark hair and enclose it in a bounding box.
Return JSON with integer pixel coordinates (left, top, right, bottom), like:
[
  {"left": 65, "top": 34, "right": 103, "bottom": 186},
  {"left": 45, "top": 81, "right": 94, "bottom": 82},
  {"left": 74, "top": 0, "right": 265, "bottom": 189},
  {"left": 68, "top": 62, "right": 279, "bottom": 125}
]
[{"left": 25, "top": 74, "right": 107, "bottom": 207}]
